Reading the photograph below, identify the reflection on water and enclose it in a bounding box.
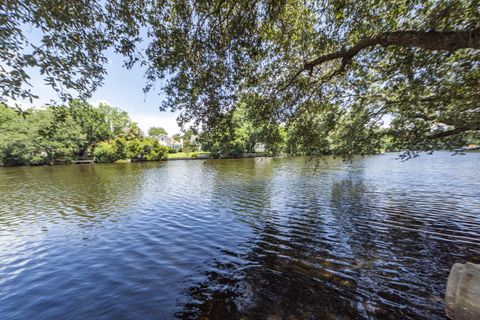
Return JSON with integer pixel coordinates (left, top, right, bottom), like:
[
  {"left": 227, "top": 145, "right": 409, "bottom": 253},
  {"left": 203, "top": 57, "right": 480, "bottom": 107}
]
[{"left": 0, "top": 153, "right": 479, "bottom": 319}]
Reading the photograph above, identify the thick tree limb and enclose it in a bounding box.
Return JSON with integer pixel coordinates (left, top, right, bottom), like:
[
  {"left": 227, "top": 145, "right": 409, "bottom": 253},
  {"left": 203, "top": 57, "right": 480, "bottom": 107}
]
[
  {"left": 303, "top": 29, "right": 480, "bottom": 73},
  {"left": 430, "top": 127, "right": 468, "bottom": 139},
  {"left": 278, "top": 30, "right": 479, "bottom": 92},
  {"left": 430, "top": 122, "right": 480, "bottom": 139},
  {"left": 278, "top": 30, "right": 480, "bottom": 91}
]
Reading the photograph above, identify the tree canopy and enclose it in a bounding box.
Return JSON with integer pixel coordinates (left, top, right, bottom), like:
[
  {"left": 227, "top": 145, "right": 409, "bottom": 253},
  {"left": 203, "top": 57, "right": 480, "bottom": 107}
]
[
  {"left": 2, "top": 0, "right": 479, "bottom": 158},
  {"left": 148, "top": 127, "right": 168, "bottom": 137},
  {"left": 0, "top": 104, "right": 85, "bottom": 165},
  {"left": 0, "top": 101, "right": 168, "bottom": 165}
]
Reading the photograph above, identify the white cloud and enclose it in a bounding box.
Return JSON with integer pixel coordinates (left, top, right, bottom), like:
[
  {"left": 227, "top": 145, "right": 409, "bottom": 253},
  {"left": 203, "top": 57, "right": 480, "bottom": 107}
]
[
  {"left": 89, "top": 99, "right": 181, "bottom": 135},
  {"left": 90, "top": 99, "right": 113, "bottom": 106},
  {"left": 130, "top": 113, "right": 181, "bottom": 135}
]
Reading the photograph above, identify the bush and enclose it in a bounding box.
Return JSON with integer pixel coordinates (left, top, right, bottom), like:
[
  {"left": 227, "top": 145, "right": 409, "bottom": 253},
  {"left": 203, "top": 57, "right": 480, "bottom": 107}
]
[
  {"left": 114, "top": 138, "right": 128, "bottom": 160},
  {"left": 114, "top": 159, "right": 130, "bottom": 163},
  {"left": 93, "top": 141, "right": 116, "bottom": 163},
  {"left": 93, "top": 138, "right": 168, "bottom": 163},
  {"left": 143, "top": 139, "right": 168, "bottom": 160},
  {"left": 167, "top": 147, "right": 177, "bottom": 154},
  {"left": 190, "top": 152, "right": 198, "bottom": 158},
  {"left": 127, "top": 137, "right": 168, "bottom": 161},
  {"left": 127, "top": 138, "right": 141, "bottom": 160}
]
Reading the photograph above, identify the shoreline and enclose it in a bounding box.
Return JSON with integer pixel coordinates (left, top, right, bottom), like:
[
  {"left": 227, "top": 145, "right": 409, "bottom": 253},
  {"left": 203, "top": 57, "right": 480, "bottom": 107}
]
[
  {"left": 0, "top": 153, "right": 278, "bottom": 167},
  {"left": 2, "top": 150, "right": 478, "bottom": 167}
]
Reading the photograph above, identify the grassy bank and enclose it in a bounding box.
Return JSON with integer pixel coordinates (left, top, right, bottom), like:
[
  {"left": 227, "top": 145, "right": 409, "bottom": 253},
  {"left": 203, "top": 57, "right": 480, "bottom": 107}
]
[{"left": 166, "top": 152, "right": 209, "bottom": 159}]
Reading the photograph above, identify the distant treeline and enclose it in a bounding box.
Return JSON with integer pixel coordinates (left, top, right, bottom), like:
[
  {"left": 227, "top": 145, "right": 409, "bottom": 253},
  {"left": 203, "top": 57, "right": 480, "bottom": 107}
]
[{"left": 0, "top": 101, "right": 168, "bottom": 166}]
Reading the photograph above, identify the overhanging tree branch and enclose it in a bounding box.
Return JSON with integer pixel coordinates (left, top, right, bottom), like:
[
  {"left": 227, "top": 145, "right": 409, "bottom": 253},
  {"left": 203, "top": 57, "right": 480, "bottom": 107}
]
[
  {"left": 275, "top": 29, "right": 480, "bottom": 91},
  {"left": 430, "top": 123, "right": 480, "bottom": 139},
  {"left": 303, "top": 29, "right": 480, "bottom": 73},
  {"left": 278, "top": 29, "right": 479, "bottom": 91},
  {"left": 430, "top": 127, "right": 468, "bottom": 139}
]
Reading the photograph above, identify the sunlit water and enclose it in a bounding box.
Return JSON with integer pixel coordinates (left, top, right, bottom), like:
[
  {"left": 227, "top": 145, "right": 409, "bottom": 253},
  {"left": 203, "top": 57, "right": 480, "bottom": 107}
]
[{"left": 0, "top": 153, "right": 479, "bottom": 320}]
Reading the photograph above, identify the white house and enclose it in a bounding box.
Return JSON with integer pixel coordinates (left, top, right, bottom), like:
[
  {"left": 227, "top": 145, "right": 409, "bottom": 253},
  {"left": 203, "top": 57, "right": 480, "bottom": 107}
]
[
  {"left": 157, "top": 135, "right": 169, "bottom": 146},
  {"left": 157, "top": 135, "right": 183, "bottom": 150}
]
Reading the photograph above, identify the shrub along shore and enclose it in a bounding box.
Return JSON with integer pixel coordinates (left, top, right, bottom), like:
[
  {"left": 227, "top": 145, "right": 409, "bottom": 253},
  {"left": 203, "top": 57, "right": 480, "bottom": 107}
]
[
  {"left": 0, "top": 101, "right": 169, "bottom": 166},
  {"left": 0, "top": 102, "right": 271, "bottom": 167}
]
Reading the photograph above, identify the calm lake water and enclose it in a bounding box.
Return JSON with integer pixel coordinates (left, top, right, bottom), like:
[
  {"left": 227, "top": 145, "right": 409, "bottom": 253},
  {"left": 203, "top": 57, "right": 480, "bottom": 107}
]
[{"left": 0, "top": 153, "right": 479, "bottom": 320}]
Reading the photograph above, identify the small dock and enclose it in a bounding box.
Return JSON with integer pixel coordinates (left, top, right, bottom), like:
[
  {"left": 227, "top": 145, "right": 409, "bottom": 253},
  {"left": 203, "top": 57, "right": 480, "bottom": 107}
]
[{"left": 71, "top": 159, "right": 94, "bottom": 164}]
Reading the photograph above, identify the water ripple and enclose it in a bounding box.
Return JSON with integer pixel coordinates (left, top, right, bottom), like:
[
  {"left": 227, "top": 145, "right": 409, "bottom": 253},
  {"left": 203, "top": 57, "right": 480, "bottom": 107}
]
[{"left": 0, "top": 153, "right": 479, "bottom": 319}]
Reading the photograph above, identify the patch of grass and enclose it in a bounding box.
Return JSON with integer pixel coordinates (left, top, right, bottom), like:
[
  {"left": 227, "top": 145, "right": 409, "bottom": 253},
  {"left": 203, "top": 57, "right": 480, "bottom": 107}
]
[{"left": 166, "top": 152, "right": 209, "bottom": 159}]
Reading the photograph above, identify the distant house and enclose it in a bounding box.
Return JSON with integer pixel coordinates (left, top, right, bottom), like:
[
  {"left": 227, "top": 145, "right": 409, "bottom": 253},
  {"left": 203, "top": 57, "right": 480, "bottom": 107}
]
[
  {"left": 157, "top": 135, "right": 169, "bottom": 146},
  {"left": 157, "top": 135, "right": 183, "bottom": 150},
  {"left": 188, "top": 134, "right": 198, "bottom": 145},
  {"left": 184, "top": 134, "right": 201, "bottom": 151},
  {"left": 466, "top": 144, "right": 479, "bottom": 150},
  {"left": 169, "top": 138, "right": 183, "bottom": 150}
]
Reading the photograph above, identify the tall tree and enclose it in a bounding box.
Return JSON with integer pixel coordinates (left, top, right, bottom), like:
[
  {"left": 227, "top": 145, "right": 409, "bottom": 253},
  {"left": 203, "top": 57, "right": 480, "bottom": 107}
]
[
  {"left": 68, "top": 100, "right": 135, "bottom": 155},
  {"left": 148, "top": 127, "right": 167, "bottom": 137},
  {"left": 0, "top": 105, "right": 85, "bottom": 165}
]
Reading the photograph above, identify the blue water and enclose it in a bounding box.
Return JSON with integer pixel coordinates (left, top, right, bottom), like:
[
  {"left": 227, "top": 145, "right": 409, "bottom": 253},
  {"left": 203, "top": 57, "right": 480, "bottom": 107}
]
[{"left": 0, "top": 153, "right": 479, "bottom": 319}]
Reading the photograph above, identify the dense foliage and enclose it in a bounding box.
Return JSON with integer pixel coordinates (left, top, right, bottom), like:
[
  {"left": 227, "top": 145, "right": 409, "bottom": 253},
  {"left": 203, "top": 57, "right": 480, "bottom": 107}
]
[
  {"left": 2, "top": 0, "right": 479, "bottom": 158},
  {"left": 148, "top": 127, "right": 167, "bottom": 137},
  {"left": 0, "top": 102, "right": 168, "bottom": 166},
  {"left": 199, "top": 100, "right": 286, "bottom": 157},
  {"left": 0, "top": 105, "right": 84, "bottom": 165}
]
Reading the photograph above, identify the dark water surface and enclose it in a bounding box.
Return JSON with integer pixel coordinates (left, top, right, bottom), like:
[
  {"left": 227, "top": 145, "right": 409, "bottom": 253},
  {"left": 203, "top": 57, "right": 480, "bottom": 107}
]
[{"left": 0, "top": 153, "right": 479, "bottom": 320}]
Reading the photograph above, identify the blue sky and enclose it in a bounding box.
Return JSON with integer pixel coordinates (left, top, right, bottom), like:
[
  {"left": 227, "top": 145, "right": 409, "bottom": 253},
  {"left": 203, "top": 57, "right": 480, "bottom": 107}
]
[
  {"left": 89, "top": 54, "right": 181, "bottom": 135},
  {"left": 15, "top": 26, "right": 182, "bottom": 135},
  {"left": 27, "top": 56, "right": 181, "bottom": 135}
]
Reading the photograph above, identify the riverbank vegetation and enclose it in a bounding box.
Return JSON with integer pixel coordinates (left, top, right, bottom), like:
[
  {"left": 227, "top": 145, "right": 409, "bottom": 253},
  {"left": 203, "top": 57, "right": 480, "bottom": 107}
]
[
  {"left": 1, "top": 1, "right": 479, "bottom": 161},
  {"left": 166, "top": 152, "right": 209, "bottom": 159},
  {"left": 2, "top": 97, "right": 478, "bottom": 166},
  {"left": 0, "top": 101, "right": 168, "bottom": 166}
]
